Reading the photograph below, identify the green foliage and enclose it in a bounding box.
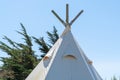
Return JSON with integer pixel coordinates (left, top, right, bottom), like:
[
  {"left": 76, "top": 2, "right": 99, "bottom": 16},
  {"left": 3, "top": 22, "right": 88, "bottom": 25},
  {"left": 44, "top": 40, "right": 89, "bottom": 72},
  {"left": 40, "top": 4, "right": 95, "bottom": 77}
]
[
  {"left": 0, "top": 23, "right": 38, "bottom": 80},
  {"left": 33, "top": 26, "right": 59, "bottom": 58},
  {"left": 33, "top": 37, "right": 50, "bottom": 56},
  {"left": 0, "top": 24, "right": 59, "bottom": 80},
  {"left": 47, "top": 26, "right": 59, "bottom": 45}
]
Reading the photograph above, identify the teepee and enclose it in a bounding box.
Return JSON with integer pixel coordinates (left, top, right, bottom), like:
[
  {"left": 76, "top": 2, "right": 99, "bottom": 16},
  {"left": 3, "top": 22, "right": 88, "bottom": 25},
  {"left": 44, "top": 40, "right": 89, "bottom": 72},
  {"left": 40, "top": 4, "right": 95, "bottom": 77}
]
[{"left": 26, "top": 4, "right": 102, "bottom": 80}]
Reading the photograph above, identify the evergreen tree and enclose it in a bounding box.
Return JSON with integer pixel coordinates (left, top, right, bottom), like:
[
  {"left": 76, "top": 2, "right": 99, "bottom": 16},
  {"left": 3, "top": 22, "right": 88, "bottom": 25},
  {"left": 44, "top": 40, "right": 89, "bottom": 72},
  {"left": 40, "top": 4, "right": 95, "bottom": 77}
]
[
  {"left": 0, "top": 24, "right": 59, "bottom": 80},
  {"left": 0, "top": 23, "right": 38, "bottom": 80}
]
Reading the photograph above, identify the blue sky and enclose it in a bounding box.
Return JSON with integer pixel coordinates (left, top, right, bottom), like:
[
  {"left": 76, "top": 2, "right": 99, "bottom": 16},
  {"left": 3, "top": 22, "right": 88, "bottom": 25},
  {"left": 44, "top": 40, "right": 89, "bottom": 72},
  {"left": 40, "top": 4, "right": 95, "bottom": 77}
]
[{"left": 0, "top": 0, "right": 120, "bottom": 79}]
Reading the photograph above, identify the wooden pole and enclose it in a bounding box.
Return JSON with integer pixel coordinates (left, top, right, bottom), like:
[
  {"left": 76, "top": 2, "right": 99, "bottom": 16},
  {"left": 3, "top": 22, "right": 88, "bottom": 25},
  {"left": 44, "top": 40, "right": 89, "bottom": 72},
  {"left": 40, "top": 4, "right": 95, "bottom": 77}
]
[
  {"left": 66, "top": 4, "right": 69, "bottom": 24},
  {"left": 51, "top": 10, "right": 66, "bottom": 27},
  {"left": 70, "top": 10, "right": 84, "bottom": 26}
]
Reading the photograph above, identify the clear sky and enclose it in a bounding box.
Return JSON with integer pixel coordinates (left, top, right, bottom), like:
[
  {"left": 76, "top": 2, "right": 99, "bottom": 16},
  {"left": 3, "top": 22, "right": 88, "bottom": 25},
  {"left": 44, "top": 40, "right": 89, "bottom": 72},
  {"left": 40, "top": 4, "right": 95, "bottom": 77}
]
[{"left": 0, "top": 0, "right": 120, "bottom": 79}]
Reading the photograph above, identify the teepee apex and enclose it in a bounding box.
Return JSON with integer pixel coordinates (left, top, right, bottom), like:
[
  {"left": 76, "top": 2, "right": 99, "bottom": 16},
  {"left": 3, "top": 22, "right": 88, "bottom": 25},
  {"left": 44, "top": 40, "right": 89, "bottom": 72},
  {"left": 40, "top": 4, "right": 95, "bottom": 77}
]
[{"left": 52, "top": 4, "right": 83, "bottom": 29}]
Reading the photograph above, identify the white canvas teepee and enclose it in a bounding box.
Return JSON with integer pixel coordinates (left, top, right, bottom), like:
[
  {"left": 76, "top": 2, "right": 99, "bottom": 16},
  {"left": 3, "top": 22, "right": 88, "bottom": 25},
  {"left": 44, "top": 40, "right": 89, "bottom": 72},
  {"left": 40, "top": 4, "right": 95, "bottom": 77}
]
[{"left": 26, "top": 4, "right": 102, "bottom": 80}]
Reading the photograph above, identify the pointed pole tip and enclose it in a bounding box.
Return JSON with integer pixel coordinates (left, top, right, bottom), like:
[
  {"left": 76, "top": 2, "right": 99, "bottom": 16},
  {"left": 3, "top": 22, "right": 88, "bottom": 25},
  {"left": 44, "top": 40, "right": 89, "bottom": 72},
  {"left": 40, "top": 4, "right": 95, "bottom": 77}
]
[
  {"left": 81, "top": 10, "right": 84, "bottom": 12},
  {"left": 66, "top": 4, "right": 69, "bottom": 6},
  {"left": 51, "top": 10, "right": 54, "bottom": 12}
]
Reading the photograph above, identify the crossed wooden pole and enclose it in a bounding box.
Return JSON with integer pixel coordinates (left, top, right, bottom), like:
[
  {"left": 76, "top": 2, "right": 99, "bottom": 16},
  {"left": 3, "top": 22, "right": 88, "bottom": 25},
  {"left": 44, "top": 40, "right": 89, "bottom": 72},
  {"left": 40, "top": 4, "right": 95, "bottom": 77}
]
[{"left": 51, "top": 4, "right": 84, "bottom": 28}]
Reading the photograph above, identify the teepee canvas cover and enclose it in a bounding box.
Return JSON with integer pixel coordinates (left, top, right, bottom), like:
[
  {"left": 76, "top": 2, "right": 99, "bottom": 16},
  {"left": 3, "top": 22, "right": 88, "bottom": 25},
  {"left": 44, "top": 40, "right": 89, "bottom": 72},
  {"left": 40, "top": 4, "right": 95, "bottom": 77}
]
[{"left": 26, "top": 4, "right": 102, "bottom": 80}]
